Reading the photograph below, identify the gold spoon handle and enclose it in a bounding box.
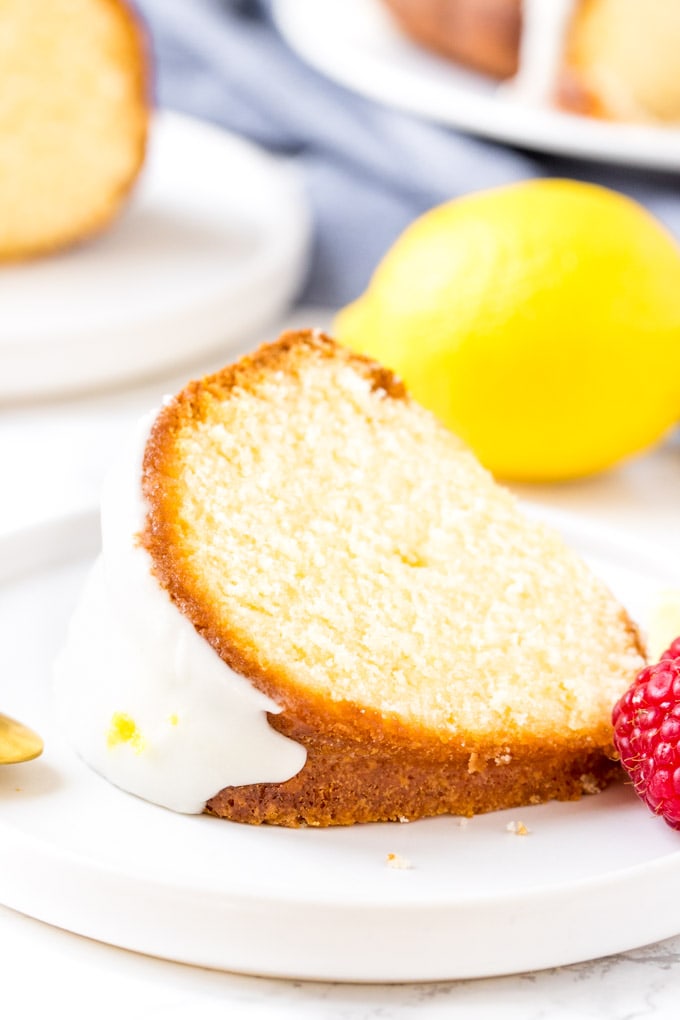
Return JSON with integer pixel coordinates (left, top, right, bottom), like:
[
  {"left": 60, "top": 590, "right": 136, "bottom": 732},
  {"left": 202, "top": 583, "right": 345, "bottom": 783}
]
[{"left": 0, "top": 713, "right": 44, "bottom": 764}]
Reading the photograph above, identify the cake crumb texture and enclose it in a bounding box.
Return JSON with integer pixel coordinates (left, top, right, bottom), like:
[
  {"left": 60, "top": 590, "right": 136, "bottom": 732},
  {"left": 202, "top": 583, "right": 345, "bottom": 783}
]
[
  {"left": 141, "top": 331, "right": 644, "bottom": 826},
  {"left": 0, "top": 0, "right": 148, "bottom": 258}
]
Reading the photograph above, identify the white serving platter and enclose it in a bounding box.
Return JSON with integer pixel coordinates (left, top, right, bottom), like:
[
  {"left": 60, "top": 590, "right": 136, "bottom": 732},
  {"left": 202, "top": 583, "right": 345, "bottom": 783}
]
[
  {"left": 0, "top": 111, "right": 310, "bottom": 400},
  {"left": 1, "top": 510, "right": 679, "bottom": 982},
  {"left": 273, "top": 0, "right": 680, "bottom": 171}
]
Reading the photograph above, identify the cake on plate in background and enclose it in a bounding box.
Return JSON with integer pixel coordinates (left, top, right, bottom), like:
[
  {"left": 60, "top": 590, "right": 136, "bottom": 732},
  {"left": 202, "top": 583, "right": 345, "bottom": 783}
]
[
  {"left": 0, "top": 0, "right": 149, "bottom": 259},
  {"left": 380, "top": 0, "right": 680, "bottom": 123}
]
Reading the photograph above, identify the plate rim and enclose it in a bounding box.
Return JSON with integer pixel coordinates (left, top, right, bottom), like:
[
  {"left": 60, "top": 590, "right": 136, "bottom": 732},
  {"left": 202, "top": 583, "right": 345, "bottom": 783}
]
[
  {"left": 2, "top": 508, "right": 680, "bottom": 980},
  {"left": 0, "top": 110, "right": 311, "bottom": 400}
]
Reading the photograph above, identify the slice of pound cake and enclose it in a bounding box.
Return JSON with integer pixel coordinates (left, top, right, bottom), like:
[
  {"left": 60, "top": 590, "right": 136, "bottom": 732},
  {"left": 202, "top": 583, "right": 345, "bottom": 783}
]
[
  {"left": 0, "top": 0, "right": 148, "bottom": 259},
  {"left": 56, "top": 332, "right": 644, "bottom": 825}
]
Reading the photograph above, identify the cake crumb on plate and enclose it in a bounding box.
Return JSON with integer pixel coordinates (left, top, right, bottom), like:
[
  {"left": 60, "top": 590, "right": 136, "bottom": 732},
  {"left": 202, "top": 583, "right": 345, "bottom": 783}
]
[
  {"left": 386, "top": 852, "right": 413, "bottom": 869},
  {"left": 506, "top": 820, "right": 530, "bottom": 835}
]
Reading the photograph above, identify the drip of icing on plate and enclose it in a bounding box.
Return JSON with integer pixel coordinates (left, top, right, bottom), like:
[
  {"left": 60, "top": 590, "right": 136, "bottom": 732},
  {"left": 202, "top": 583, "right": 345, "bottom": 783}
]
[
  {"left": 502, "top": 0, "right": 577, "bottom": 106},
  {"left": 54, "top": 411, "right": 307, "bottom": 814}
]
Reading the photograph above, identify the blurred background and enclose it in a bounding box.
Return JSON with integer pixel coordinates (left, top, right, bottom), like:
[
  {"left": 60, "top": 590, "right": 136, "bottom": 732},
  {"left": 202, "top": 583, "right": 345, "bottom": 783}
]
[
  {"left": 1, "top": 0, "right": 680, "bottom": 532},
  {"left": 138, "top": 0, "right": 680, "bottom": 306}
]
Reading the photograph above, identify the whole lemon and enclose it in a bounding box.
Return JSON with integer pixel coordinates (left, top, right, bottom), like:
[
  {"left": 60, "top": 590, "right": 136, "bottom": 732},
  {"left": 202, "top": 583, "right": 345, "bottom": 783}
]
[{"left": 335, "top": 180, "right": 680, "bottom": 481}]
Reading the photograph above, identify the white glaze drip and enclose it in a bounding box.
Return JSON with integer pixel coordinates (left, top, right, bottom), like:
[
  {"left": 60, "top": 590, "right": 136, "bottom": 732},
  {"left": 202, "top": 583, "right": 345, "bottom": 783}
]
[
  {"left": 503, "top": 0, "right": 578, "bottom": 106},
  {"left": 54, "top": 412, "right": 307, "bottom": 813}
]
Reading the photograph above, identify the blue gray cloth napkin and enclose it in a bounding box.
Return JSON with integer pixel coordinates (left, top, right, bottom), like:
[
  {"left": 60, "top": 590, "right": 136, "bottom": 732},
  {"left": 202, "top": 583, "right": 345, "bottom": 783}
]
[{"left": 134, "top": 0, "right": 680, "bottom": 307}]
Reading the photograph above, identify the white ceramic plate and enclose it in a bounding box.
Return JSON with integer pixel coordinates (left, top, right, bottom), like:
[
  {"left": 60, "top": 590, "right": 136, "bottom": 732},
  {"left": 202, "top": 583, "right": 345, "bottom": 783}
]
[
  {"left": 273, "top": 0, "right": 680, "bottom": 171},
  {"left": 0, "top": 112, "right": 310, "bottom": 400},
  {"left": 1, "top": 510, "right": 680, "bottom": 982}
]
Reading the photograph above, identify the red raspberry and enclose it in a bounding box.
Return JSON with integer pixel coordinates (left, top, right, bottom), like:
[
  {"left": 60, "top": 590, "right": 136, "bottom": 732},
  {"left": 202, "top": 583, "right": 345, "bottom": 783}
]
[{"left": 612, "top": 638, "right": 680, "bottom": 829}]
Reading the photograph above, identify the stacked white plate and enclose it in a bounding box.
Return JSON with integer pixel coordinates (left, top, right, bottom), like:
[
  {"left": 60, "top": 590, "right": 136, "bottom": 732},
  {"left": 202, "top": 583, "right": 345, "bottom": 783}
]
[{"left": 0, "top": 112, "right": 310, "bottom": 400}]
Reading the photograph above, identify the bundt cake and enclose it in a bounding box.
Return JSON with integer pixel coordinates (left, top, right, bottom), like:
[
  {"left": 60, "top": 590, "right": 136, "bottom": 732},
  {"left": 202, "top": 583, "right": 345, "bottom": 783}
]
[
  {"left": 381, "top": 0, "right": 680, "bottom": 123},
  {"left": 0, "top": 0, "right": 149, "bottom": 259},
  {"left": 55, "top": 331, "right": 645, "bottom": 825}
]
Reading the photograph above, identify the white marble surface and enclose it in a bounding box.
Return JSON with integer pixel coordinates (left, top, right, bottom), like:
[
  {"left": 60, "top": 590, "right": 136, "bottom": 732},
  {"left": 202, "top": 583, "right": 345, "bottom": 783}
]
[
  {"left": 2, "top": 899, "right": 680, "bottom": 1020},
  {"left": 2, "top": 306, "right": 680, "bottom": 1018}
]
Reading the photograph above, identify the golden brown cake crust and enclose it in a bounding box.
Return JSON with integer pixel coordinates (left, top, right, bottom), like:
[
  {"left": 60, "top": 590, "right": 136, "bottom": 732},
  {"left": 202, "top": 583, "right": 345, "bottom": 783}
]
[
  {"left": 380, "top": 0, "right": 521, "bottom": 79},
  {"left": 141, "top": 331, "right": 643, "bottom": 827},
  {"left": 0, "top": 0, "right": 150, "bottom": 261},
  {"left": 206, "top": 742, "right": 622, "bottom": 827},
  {"left": 70, "top": 0, "right": 150, "bottom": 248},
  {"left": 555, "top": 69, "right": 608, "bottom": 119}
]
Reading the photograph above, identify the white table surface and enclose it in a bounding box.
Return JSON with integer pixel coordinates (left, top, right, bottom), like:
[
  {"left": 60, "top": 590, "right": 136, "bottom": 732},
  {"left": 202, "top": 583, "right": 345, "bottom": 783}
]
[{"left": 2, "top": 306, "right": 680, "bottom": 1019}]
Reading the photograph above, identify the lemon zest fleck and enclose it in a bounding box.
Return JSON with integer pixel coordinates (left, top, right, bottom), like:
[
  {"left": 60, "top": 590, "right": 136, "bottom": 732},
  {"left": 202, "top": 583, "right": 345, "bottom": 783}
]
[{"left": 107, "top": 712, "right": 145, "bottom": 753}]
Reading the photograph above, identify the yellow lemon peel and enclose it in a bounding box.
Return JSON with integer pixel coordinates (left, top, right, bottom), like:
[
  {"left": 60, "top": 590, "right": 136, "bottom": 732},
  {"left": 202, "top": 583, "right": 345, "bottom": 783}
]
[
  {"left": 107, "top": 712, "right": 145, "bottom": 754},
  {"left": 336, "top": 180, "right": 680, "bottom": 481}
]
